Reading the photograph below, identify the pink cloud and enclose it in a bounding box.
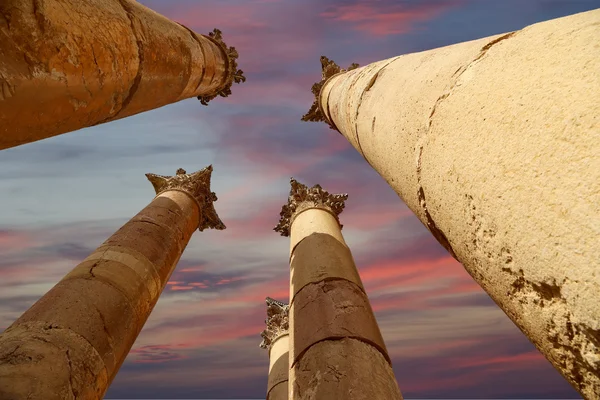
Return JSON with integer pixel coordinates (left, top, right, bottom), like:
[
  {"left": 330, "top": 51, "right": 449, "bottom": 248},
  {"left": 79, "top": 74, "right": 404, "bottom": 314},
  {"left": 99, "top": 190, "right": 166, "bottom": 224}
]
[
  {"left": 321, "top": 1, "right": 462, "bottom": 36},
  {"left": 0, "top": 230, "right": 31, "bottom": 252},
  {"left": 129, "top": 344, "right": 188, "bottom": 364},
  {"left": 170, "top": 285, "right": 195, "bottom": 291}
]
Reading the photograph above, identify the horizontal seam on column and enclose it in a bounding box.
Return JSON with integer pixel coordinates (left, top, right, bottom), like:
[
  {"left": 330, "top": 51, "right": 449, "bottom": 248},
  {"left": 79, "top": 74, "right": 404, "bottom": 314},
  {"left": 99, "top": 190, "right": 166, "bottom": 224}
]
[
  {"left": 63, "top": 258, "right": 158, "bottom": 311},
  {"left": 289, "top": 206, "right": 340, "bottom": 233},
  {"left": 155, "top": 189, "right": 202, "bottom": 222},
  {"left": 288, "top": 212, "right": 348, "bottom": 262},
  {"left": 291, "top": 336, "right": 392, "bottom": 368},
  {"left": 266, "top": 380, "right": 289, "bottom": 399},
  {"left": 83, "top": 246, "right": 163, "bottom": 296},
  {"left": 129, "top": 216, "right": 184, "bottom": 254},
  {"left": 290, "top": 277, "right": 366, "bottom": 306},
  {"left": 59, "top": 272, "right": 147, "bottom": 331}
]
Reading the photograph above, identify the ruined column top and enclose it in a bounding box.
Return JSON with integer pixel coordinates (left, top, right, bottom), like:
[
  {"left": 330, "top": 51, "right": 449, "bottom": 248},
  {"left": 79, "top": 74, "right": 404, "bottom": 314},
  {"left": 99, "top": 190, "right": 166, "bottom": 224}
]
[
  {"left": 260, "top": 297, "right": 290, "bottom": 351},
  {"left": 274, "top": 178, "right": 348, "bottom": 237},
  {"left": 301, "top": 56, "right": 359, "bottom": 130},
  {"left": 145, "top": 166, "right": 225, "bottom": 231},
  {"left": 197, "top": 28, "right": 246, "bottom": 105}
]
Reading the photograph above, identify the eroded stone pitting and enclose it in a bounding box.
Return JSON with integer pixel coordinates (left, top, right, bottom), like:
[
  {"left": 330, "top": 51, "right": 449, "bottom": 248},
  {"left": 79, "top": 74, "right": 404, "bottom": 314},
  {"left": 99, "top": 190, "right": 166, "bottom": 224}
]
[{"left": 501, "top": 266, "right": 600, "bottom": 395}]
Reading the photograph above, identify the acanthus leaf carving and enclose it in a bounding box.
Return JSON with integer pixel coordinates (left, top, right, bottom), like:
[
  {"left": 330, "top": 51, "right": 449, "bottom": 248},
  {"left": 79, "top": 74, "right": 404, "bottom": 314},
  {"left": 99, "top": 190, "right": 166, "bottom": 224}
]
[
  {"left": 274, "top": 178, "right": 348, "bottom": 237},
  {"left": 259, "top": 297, "right": 289, "bottom": 350},
  {"left": 301, "top": 56, "right": 359, "bottom": 130},
  {"left": 145, "top": 166, "right": 225, "bottom": 232},
  {"left": 198, "top": 29, "right": 246, "bottom": 106}
]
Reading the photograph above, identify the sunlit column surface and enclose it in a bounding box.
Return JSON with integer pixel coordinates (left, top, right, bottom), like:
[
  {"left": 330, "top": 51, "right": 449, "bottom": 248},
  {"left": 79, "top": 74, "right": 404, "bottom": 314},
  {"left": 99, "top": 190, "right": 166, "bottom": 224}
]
[
  {"left": 260, "top": 297, "right": 290, "bottom": 400},
  {"left": 275, "top": 179, "right": 403, "bottom": 400},
  {"left": 302, "top": 9, "right": 600, "bottom": 399},
  {"left": 0, "top": 0, "right": 245, "bottom": 150},
  {"left": 0, "top": 166, "right": 225, "bottom": 400}
]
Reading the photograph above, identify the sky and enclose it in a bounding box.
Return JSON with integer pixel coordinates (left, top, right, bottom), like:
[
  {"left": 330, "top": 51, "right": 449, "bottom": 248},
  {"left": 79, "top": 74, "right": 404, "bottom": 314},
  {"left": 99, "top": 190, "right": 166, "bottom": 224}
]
[{"left": 0, "top": 0, "right": 598, "bottom": 398}]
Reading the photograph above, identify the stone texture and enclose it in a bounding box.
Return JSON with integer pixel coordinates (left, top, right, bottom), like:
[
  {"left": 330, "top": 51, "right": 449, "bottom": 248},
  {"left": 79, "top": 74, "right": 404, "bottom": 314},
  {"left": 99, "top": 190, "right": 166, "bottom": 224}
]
[
  {"left": 291, "top": 338, "right": 403, "bottom": 400},
  {"left": 290, "top": 233, "right": 364, "bottom": 303},
  {"left": 0, "top": 322, "right": 108, "bottom": 400},
  {"left": 312, "top": 9, "right": 600, "bottom": 399},
  {"left": 290, "top": 279, "right": 389, "bottom": 367},
  {"left": 0, "top": 0, "right": 244, "bottom": 150},
  {"left": 12, "top": 277, "right": 138, "bottom": 382}
]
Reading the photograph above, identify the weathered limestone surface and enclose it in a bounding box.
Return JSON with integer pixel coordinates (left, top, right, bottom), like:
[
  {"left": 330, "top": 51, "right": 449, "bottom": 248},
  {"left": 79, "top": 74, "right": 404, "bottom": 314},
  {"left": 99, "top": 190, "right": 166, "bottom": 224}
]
[
  {"left": 276, "top": 179, "right": 403, "bottom": 400},
  {"left": 0, "top": 167, "right": 223, "bottom": 399},
  {"left": 290, "top": 338, "right": 401, "bottom": 400},
  {"left": 306, "top": 10, "right": 600, "bottom": 399},
  {"left": 0, "top": 0, "right": 245, "bottom": 150}
]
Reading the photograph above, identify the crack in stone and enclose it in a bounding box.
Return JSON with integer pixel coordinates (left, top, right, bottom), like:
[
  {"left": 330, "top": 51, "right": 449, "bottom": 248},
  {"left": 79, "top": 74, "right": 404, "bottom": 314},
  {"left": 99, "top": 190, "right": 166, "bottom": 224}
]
[
  {"left": 0, "top": 344, "right": 22, "bottom": 362},
  {"left": 100, "top": 0, "right": 145, "bottom": 122},
  {"left": 177, "top": 23, "right": 207, "bottom": 94},
  {"left": 292, "top": 277, "right": 367, "bottom": 306},
  {"left": 352, "top": 59, "right": 396, "bottom": 164},
  {"left": 414, "top": 31, "right": 519, "bottom": 261},
  {"left": 66, "top": 349, "right": 77, "bottom": 399},
  {"left": 32, "top": 0, "right": 46, "bottom": 34}
]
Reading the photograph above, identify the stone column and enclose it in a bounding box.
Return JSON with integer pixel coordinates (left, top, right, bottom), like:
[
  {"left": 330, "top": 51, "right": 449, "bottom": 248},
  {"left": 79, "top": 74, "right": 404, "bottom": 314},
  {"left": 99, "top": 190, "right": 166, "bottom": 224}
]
[
  {"left": 275, "top": 179, "right": 403, "bottom": 400},
  {"left": 260, "top": 297, "right": 290, "bottom": 400},
  {"left": 0, "top": 0, "right": 246, "bottom": 150},
  {"left": 0, "top": 166, "right": 224, "bottom": 400},
  {"left": 302, "top": 9, "right": 600, "bottom": 399}
]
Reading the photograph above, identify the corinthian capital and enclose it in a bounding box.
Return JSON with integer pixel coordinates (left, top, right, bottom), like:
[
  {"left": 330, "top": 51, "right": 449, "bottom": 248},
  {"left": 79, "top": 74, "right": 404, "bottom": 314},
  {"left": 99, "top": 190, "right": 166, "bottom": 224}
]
[
  {"left": 259, "top": 297, "right": 289, "bottom": 350},
  {"left": 198, "top": 29, "right": 246, "bottom": 105},
  {"left": 274, "top": 178, "right": 348, "bottom": 237},
  {"left": 145, "top": 166, "right": 225, "bottom": 232},
  {"left": 301, "top": 56, "right": 359, "bottom": 129}
]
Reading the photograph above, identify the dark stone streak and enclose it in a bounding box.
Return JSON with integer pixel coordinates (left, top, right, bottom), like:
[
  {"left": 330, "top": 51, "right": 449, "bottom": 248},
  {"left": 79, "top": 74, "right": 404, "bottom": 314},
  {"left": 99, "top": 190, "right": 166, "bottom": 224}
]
[{"left": 417, "top": 187, "right": 457, "bottom": 259}]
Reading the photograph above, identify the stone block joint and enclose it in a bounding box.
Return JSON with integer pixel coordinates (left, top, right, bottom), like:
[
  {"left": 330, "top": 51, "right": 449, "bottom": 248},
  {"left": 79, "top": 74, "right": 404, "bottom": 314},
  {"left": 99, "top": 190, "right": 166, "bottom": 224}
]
[
  {"left": 198, "top": 29, "right": 246, "bottom": 105},
  {"left": 145, "top": 166, "right": 225, "bottom": 231},
  {"left": 259, "top": 297, "right": 289, "bottom": 350},
  {"left": 274, "top": 178, "right": 348, "bottom": 237},
  {"left": 301, "top": 56, "right": 359, "bottom": 130}
]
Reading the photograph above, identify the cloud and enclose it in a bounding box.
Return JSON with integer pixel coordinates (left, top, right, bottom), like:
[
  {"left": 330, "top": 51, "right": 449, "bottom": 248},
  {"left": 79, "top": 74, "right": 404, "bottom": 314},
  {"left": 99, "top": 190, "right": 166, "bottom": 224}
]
[{"left": 321, "top": 0, "right": 463, "bottom": 36}]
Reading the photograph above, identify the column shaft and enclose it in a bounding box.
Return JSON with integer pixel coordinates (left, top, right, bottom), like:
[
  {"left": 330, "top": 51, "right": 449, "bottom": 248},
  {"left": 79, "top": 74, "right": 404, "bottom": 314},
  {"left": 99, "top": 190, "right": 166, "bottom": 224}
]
[
  {"left": 307, "top": 9, "right": 600, "bottom": 399},
  {"left": 268, "top": 335, "right": 290, "bottom": 400},
  {"left": 0, "top": 0, "right": 245, "bottom": 150},
  {"left": 277, "top": 180, "right": 403, "bottom": 400},
  {"left": 0, "top": 167, "right": 223, "bottom": 400}
]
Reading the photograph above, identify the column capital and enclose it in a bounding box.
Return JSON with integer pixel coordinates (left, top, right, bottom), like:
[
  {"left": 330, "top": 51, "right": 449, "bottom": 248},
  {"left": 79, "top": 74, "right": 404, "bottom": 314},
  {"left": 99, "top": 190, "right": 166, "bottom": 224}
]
[
  {"left": 197, "top": 29, "right": 246, "bottom": 105},
  {"left": 145, "top": 166, "right": 225, "bottom": 232},
  {"left": 259, "top": 297, "right": 289, "bottom": 350},
  {"left": 274, "top": 178, "right": 348, "bottom": 237},
  {"left": 301, "top": 56, "right": 359, "bottom": 129}
]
